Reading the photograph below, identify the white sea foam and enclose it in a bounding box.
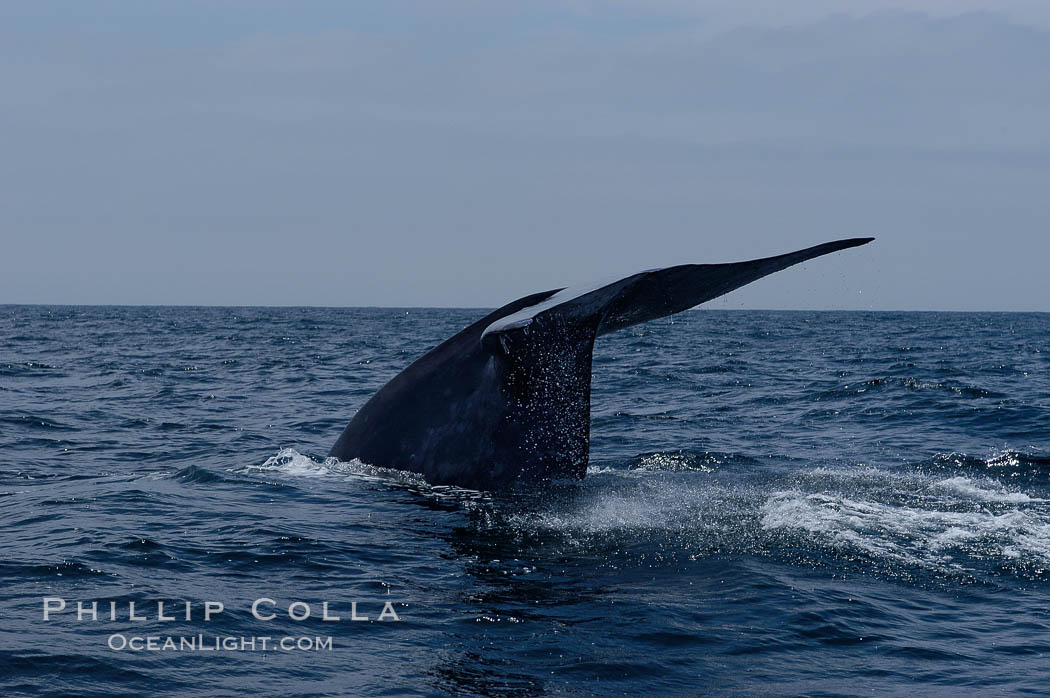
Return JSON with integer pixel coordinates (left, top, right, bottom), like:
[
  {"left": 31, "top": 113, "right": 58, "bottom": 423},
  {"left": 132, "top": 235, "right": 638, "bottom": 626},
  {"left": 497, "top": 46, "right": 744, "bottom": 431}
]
[
  {"left": 761, "top": 470, "right": 1050, "bottom": 570},
  {"left": 245, "top": 447, "right": 338, "bottom": 478},
  {"left": 933, "top": 476, "right": 1041, "bottom": 503},
  {"left": 240, "top": 448, "right": 429, "bottom": 487}
]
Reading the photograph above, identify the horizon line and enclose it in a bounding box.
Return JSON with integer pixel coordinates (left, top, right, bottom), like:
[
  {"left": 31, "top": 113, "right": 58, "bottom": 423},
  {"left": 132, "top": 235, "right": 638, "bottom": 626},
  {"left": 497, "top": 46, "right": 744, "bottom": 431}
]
[{"left": 1, "top": 302, "right": 1047, "bottom": 315}]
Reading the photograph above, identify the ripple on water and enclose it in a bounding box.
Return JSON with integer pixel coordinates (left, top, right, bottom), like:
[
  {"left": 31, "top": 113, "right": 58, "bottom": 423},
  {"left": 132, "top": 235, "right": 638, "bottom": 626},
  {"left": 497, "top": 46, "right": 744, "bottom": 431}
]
[{"left": 3, "top": 307, "right": 1050, "bottom": 695}]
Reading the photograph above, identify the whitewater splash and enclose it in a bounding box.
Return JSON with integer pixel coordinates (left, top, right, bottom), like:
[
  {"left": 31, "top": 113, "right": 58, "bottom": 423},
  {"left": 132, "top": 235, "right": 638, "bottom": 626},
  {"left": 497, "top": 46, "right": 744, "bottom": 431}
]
[
  {"left": 240, "top": 447, "right": 429, "bottom": 487},
  {"left": 247, "top": 448, "right": 1050, "bottom": 580},
  {"left": 761, "top": 464, "right": 1050, "bottom": 578}
]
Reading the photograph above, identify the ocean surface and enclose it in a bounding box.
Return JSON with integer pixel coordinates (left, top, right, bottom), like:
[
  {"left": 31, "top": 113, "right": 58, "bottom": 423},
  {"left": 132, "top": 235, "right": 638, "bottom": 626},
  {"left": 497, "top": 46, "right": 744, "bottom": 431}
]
[{"left": 2, "top": 305, "right": 1049, "bottom": 696}]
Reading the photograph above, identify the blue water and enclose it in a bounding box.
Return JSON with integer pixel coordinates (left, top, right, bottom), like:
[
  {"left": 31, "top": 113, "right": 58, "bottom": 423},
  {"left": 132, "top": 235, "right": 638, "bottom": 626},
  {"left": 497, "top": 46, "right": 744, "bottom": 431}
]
[{"left": 2, "top": 306, "right": 1049, "bottom": 696}]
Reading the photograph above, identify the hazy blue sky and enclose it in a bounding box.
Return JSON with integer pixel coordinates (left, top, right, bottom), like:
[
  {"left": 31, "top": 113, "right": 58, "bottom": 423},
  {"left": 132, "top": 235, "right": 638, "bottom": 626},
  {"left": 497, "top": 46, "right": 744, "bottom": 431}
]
[{"left": 2, "top": 1, "right": 1048, "bottom": 309}]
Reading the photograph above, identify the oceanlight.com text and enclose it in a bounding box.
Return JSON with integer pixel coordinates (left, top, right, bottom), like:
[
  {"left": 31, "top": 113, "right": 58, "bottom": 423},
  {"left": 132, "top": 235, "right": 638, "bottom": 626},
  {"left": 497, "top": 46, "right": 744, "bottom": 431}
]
[{"left": 107, "top": 634, "right": 333, "bottom": 652}]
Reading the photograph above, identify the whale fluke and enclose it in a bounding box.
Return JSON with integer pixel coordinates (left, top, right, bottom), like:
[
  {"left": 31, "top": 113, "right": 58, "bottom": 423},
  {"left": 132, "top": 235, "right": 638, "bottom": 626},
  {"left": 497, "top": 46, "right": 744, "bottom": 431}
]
[{"left": 330, "top": 237, "right": 873, "bottom": 489}]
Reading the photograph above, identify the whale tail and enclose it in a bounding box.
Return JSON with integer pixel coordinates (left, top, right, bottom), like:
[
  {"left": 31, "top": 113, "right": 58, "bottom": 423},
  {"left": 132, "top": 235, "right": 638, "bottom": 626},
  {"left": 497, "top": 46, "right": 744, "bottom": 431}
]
[{"left": 330, "top": 237, "right": 874, "bottom": 488}]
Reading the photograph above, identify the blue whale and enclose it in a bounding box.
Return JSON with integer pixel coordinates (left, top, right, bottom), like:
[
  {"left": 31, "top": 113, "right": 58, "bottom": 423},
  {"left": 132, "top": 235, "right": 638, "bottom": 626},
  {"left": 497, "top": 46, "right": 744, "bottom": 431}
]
[{"left": 330, "top": 238, "right": 873, "bottom": 489}]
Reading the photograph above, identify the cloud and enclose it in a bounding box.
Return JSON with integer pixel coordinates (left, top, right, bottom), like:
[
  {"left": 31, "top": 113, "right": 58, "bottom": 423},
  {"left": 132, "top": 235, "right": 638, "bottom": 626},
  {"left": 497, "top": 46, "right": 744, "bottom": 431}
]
[{"left": 1, "top": 4, "right": 1048, "bottom": 308}]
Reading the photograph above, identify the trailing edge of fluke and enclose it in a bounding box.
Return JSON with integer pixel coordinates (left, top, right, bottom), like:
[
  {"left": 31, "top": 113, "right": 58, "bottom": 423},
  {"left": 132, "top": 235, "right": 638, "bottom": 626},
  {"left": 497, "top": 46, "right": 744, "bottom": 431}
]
[{"left": 330, "top": 237, "right": 874, "bottom": 489}]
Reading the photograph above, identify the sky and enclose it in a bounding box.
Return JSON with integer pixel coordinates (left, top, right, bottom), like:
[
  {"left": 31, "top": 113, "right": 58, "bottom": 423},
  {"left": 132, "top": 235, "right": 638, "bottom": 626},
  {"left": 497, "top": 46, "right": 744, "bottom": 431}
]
[{"left": 2, "top": 1, "right": 1048, "bottom": 310}]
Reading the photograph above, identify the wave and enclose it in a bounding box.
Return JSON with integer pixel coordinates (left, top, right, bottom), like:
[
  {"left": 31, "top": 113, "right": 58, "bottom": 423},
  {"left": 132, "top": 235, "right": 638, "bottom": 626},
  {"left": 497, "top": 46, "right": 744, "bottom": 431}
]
[
  {"left": 816, "top": 376, "right": 1007, "bottom": 400},
  {"left": 921, "top": 450, "right": 1050, "bottom": 485},
  {"left": 624, "top": 449, "right": 758, "bottom": 472}
]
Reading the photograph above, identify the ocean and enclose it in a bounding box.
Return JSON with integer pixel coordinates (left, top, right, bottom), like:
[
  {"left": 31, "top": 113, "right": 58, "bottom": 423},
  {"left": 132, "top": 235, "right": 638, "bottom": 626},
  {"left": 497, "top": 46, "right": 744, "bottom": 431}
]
[{"left": 2, "top": 305, "right": 1048, "bottom": 696}]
